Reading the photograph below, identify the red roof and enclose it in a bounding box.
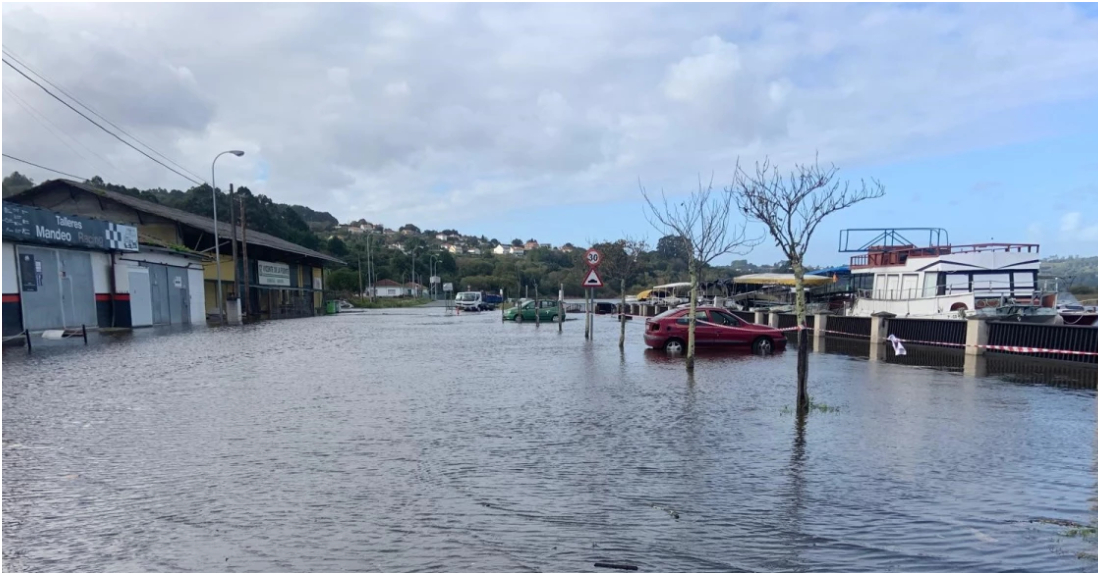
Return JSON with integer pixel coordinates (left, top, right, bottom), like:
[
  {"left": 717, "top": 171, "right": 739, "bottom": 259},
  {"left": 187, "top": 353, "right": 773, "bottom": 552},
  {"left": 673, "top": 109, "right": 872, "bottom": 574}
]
[{"left": 375, "top": 279, "right": 403, "bottom": 287}]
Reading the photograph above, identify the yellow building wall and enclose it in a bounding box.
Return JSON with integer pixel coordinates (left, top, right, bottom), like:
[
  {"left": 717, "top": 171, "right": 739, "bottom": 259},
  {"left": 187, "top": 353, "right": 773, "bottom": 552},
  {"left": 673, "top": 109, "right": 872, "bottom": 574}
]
[
  {"left": 139, "top": 223, "right": 180, "bottom": 245},
  {"left": 202, "top": 257, "right": 237, "bottom": 282},
  {"left": 313, "top": 267, "right": 324, "bottom": 309}
]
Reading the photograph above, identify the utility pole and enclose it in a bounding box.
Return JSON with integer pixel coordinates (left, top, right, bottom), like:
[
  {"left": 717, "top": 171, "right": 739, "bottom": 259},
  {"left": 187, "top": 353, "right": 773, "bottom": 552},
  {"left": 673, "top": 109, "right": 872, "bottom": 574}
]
[
  {"left": 358, "top": 252, "right": 364, "bottom": 298},
  {"left": 239, "top": 195, "right": 250, "bottom": 316},
  {"left": 228, "top": 184, "right": 238, "bottom": 299}
]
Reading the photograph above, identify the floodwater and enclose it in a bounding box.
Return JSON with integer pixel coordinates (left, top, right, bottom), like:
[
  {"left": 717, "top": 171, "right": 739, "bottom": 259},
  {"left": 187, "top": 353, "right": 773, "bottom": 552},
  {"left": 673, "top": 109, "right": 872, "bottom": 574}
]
[{"left": 3, "top": 308, "right": 1097, "bottom": 572}]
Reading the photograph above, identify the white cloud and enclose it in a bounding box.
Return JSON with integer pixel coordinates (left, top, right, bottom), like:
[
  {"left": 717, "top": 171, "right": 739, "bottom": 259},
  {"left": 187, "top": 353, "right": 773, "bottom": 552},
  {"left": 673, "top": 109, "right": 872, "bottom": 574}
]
[
  {"left": 1059, "top": 212, "right": 1099, "bottom": 243},
  {"left": 1, "top": 3, "right": 1095, "bottom": 229}
]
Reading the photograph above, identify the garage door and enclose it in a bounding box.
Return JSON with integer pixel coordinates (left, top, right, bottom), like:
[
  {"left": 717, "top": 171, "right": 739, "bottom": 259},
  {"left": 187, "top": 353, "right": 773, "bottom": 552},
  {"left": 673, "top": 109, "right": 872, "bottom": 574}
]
[{"left": 17, "top": 246, "right": 97, "bottom": 331}]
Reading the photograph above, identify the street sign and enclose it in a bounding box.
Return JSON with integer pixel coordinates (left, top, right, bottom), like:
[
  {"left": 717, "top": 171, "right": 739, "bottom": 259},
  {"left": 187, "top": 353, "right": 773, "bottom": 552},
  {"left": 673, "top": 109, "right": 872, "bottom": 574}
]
[
  {"left": 584, "top": 248, "right": 602, "bottom": 267},
  {"left": 582, "top": 268, "right": 604, "bottom": 288}
]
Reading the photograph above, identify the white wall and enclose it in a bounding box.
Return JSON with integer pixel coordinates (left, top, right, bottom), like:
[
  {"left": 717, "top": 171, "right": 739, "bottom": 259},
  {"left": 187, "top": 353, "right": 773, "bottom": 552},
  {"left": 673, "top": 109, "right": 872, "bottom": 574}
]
[
  {"left": 91, "top": 251, "right": 111, "bottom": 293},
  {"left": 2, "top": 242, "right": 17, "bottom": 293}
]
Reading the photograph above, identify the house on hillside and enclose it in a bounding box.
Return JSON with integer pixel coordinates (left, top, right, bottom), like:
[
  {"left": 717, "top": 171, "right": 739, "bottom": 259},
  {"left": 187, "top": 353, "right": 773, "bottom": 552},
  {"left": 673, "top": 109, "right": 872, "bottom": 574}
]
[
  {"left": 510, "top": 248, "right": 525, "bottom": 256},
  {"left": 445, "top": 244, "right": 461, "bottom": 254},
  {"left": 524, "top": 240, "right": 539, "bottom": 250},
  {"left": 493, "top": 245, "right": 508, "bottom": 255},
  {"left": 466, "top": 248, "right": 481, "bottom": 255},
  {"left": 560, "top": 243, "right": 575, "bottom": 253},
  {"left": 435, "top": 233, "right": 448, "bottom": 241}
]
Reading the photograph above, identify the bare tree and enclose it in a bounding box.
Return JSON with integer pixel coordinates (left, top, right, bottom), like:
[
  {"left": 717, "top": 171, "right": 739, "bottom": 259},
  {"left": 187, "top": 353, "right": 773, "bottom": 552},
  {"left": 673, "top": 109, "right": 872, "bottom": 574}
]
[
  {"left": 642, "top": 176, "right": 759, "bottom": 371},
  {"left": 730, "top": 155, "right": 885, "bottom": 414}
]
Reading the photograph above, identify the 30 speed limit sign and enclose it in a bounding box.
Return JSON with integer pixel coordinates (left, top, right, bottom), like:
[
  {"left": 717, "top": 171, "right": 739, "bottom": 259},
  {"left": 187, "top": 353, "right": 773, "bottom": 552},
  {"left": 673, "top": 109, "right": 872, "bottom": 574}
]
[{"left": 584, "top": 248, "right": 601, "bottom": 268}]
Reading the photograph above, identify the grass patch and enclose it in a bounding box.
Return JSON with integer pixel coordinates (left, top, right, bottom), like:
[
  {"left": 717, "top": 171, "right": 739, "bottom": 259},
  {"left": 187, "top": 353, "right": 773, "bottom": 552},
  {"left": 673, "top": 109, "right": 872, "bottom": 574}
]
[
  {"left": 781, "top": 396, "right": 842, "bottom": 415},
  {"left": 347, "top": 297, "right": 430, "bottom": 309}
]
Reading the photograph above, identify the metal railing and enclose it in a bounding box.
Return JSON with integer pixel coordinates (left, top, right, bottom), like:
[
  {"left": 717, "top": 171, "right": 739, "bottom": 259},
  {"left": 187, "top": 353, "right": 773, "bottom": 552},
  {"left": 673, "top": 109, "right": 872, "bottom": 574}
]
[
  {"left": 825, "top": 316, "right": 872, "bottom": 338},
  {"left": 988, "top": 322, "right": 1097, "bottom": 364},
  {"left": 887, "top": 318, "right": 967, "bottom": 347},
  {"left": 851, "top": 243, "right": 1040, "bottom": 268}
]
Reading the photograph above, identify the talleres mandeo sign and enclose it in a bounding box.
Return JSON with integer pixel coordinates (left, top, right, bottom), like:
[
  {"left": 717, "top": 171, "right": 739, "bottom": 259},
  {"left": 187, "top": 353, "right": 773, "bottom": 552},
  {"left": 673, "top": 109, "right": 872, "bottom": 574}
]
[{"left": 2, "top": 201, "right": 138, "bottom": 252}]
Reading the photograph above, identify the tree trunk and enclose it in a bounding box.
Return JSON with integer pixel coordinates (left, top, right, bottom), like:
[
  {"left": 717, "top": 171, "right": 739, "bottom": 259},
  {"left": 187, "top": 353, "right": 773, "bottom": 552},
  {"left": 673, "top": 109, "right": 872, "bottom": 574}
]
[
  {"left": 619, "top": 278, "right": 626, "bottom": 349},
  {"left": 792, "top": 260, "right": 810, "bottom": 414},
  {"left": 686, "top": 259, "right": 697, "bottom": 372}
]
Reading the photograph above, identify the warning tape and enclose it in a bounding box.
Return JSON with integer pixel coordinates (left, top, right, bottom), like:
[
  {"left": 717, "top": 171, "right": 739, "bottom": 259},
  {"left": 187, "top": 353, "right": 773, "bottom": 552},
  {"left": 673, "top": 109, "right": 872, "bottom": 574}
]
[{"left": 595, "top": 312, "right": 1097, "bottom": 356}]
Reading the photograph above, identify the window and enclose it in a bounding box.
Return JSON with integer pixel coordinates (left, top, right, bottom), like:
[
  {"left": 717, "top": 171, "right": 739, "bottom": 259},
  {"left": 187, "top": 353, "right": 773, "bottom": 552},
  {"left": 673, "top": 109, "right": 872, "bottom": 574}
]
[
  {"left": 711, "top": 310, "right": 741, "bottom": 326},
  {"left": 676, "top": 311, "right": 710, "bottom": 325}
]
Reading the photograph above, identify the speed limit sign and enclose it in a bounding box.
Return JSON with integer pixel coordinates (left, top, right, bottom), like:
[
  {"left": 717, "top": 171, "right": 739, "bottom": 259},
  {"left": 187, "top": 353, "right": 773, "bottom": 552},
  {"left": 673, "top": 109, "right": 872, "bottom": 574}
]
[{"left": 584, "top": 248, "right": 601, "bottom": 268}]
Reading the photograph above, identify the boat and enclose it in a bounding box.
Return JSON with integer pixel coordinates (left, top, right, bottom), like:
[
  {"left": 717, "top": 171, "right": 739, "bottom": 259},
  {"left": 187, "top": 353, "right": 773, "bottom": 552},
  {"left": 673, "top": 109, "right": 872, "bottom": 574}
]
[
  {"left": 1056, "top": 304, "right": 1099, "bottom": 326},
  {"left": 836, "top": 228, "right": 1055, "bottom": 321}
]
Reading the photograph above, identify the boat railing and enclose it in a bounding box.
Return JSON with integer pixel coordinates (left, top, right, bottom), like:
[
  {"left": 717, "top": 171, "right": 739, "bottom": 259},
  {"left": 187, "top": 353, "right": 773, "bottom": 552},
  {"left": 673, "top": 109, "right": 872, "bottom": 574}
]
[
  {"left": 859, "top": 281, "right": 1041, "bottom": 302},
  {"left": 850, "top": 243, "right": 1040, "bottom": 268}
]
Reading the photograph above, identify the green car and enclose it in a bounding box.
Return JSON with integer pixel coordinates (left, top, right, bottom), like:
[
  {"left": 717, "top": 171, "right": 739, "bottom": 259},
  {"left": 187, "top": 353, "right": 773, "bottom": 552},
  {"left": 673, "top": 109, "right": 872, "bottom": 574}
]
[{"left": 505, "top": 299, "right": 563, "bottom": 323}]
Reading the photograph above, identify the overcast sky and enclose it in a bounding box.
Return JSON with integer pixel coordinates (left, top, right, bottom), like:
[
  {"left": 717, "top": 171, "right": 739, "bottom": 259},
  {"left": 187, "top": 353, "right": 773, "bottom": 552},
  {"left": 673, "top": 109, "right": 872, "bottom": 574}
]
[{"left": 3, "top": 3, "right": 1097, "bottom": 264}]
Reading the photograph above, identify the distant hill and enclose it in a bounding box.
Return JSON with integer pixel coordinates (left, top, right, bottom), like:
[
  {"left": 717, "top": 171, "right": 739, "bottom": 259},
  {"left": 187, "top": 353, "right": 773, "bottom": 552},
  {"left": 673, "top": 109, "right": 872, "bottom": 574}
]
[
  {"left": 290, "top": 204, "right": 338, "bottom": 229},
  {"left": 1041, "top": 255, "right": 1097, "bottom": 289}
]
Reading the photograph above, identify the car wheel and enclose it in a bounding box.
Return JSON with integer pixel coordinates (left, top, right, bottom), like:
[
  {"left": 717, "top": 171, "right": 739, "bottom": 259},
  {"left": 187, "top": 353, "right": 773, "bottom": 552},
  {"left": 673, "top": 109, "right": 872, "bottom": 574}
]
[
  {"left": 752, "top": 337, "right": 774, "bottom": 355},
  {"left": 664, "top": 338, "right": 685, "bottom": 354},
  {"left": 550, "top": 314, "right": 560, "bottom": 323},
  {"left": 515, "top": 314, "right": 524, "bottom": 323}
]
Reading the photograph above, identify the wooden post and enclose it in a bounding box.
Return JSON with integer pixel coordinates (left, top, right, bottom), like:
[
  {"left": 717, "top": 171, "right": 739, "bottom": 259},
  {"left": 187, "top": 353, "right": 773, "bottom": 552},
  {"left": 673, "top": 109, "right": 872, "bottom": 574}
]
[
  {"left": 502, "top": 288, "right": 506, "bottom": 322},
  {"left": 559, "top": 283, "right": 564, "bottom": 333},
  {"left": 535, "top": 283, "right": 540, "bottom": 327},
  {"left": 588, "top": 288, "right": 594, "bottom": 340},
  {"left": 619, "top": 278, "right": 626, "bottom": 349}
]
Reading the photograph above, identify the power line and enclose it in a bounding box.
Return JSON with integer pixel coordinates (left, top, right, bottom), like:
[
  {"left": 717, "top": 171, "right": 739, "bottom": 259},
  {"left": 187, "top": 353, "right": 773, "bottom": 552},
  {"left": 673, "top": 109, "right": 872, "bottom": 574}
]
[
  {"left": 3, "top": 85, "right": 120, "bottom": 178},
  {"left": 2, "top": 57, "right": 204, "bottom": 186},
  {"left": 2, "top": 153, "right": 87, "bottom": 180},
  {"left": 2, "top": 46, "right": 206, "bottom": 184}
]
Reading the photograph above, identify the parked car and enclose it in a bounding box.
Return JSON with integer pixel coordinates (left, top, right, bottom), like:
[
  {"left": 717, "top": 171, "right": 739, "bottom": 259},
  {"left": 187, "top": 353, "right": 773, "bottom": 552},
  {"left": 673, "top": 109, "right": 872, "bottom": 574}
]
[
  {"left": 643, "top": 306, "right": 787, "bottom": 354},
  {"left": 593, "top": 302, "right": 617, "bottom": 315},
  {"left": 504, "top": 299, "right": 563, "bottom": 323}
]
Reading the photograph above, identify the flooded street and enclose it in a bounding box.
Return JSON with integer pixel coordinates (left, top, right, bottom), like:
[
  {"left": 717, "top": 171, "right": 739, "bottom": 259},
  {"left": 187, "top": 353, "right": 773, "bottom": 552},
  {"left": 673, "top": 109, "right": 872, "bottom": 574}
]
[{"left": 3, "top": 309, "right": 1097, "bottom": 572}]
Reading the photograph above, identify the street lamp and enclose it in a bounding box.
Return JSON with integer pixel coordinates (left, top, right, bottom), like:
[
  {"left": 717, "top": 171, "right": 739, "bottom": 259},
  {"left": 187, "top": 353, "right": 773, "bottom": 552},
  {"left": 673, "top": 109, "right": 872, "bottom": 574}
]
[
  {"left": 430, "top": 255, "right": 440, "bottom": 300},
  {"left": 211, "top": 150, "right": 244, "bottom": 322}
]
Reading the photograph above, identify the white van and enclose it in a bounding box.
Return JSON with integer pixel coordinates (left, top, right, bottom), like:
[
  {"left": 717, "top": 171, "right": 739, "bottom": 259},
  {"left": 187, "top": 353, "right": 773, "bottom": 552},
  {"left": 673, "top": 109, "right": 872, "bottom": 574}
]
[{"left": 455, "top": 291, "right": 484, "bottom": 311}]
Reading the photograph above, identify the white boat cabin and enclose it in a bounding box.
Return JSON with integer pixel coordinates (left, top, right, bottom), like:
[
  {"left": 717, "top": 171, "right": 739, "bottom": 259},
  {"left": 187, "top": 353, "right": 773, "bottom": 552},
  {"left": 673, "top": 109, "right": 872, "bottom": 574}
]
[{"left": 846, "top": 243, "right": 1043, "bottom": 318}]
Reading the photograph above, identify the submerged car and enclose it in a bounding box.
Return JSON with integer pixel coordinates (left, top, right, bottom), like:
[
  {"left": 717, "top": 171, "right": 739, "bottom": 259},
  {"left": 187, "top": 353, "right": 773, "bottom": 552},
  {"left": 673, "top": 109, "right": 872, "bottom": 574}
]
[
  {"left": 643, "top": 306, "right": 787, "bottom": 354},
  {"left": 504, "top": 299, "right": 563, "bottom": 323}
]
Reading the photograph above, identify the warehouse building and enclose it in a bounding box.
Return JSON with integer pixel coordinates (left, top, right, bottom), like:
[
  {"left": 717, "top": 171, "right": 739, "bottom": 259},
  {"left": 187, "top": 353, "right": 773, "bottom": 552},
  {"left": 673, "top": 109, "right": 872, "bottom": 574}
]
[{"left": 4, "top": 180, "right": 343, "bottom": 331}]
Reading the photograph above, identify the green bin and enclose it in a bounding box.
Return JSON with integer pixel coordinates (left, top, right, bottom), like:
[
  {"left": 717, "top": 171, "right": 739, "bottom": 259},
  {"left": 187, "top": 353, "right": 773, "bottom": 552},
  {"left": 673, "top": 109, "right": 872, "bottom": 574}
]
[{"left": 325, "top": 300, "right": 339, "bottom": 314}]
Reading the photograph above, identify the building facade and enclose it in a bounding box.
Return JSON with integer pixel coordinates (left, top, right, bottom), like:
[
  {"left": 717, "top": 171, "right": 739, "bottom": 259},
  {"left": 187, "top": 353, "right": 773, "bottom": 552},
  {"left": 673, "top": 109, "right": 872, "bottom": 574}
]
[{"left": 5, "top": 179, "right": 343, "bottom": 326}]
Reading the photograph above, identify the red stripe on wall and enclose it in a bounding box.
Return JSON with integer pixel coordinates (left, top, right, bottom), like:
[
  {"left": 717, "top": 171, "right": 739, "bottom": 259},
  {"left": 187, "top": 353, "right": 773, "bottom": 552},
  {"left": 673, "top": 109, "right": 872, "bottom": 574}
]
[
  {"left": 94, "top": 293, "right": 131, "bottom": 301},
  {"left": 2, "top": 294, "right": 19, "bottom": 303}
]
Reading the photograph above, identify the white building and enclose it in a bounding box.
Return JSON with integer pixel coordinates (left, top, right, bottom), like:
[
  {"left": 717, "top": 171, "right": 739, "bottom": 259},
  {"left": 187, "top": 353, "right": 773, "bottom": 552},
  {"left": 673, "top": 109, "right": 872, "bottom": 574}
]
[{"left": 466, "top": 248, "right": 481, "bottom": 255}]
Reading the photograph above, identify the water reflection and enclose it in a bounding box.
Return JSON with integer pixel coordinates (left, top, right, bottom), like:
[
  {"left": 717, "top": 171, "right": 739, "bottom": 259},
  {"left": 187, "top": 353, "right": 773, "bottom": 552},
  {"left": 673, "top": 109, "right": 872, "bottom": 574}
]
[{"left": 2, "top": 311, "right": 1096, "bottom": 572}]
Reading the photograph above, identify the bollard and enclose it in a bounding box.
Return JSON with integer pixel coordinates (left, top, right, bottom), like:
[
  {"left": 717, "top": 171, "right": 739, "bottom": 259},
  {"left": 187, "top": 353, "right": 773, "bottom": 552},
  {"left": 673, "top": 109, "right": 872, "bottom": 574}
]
[
  {"left": 82, "top": 324, "right": 87, "bottom": 345},
  {"left": 559, "top": 283, "right": 564, "bottom": 333},
  {"left": 768, "top": 312, "right": 780, "bottom": 329},
  {"left": 812, "top": 313, "right": 827, "bottom": 352},
  {"left": 869, "top": 311, "right": 895, "bottom": 346},
  {"left": 24, "top": 330, "right": 32, "bottom": 353},
  {"left": 754, "top": 310, "right": 765, "bottom": 325},
  {"left": 964, "top": 317, "right": 988, "bottom": 356}
]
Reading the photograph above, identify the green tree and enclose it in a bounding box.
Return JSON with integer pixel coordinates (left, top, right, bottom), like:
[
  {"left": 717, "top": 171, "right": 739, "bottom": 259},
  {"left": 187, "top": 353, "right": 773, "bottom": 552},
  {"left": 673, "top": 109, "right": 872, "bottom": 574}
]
[
  {"left": 3, "top": 171, "right": 35, "bottom": 196},
  {"left": 327, "top": 236, "right": 348, "bottom": 257},
  {"left": 511, "top": 238, "right": 523, "bottom": 247}
]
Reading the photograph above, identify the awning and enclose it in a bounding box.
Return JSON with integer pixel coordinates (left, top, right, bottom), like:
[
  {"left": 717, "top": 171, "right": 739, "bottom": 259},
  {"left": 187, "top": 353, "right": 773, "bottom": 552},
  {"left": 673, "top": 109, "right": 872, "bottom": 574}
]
[
  {"left": 635, "top": 289, "right": 653, "bottom": 300},
  {"left": 652, "top": 282, "right": 692, "bottom": 289},
  {"left": 733, "top": 273, "right": 832, "bottom": 286}
]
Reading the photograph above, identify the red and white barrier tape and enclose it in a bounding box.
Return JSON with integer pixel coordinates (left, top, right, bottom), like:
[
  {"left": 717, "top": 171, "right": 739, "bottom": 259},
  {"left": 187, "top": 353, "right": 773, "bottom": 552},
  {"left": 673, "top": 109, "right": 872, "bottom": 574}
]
[{"left": 596, "top": 312, "right": 1097, "bottom": 356}]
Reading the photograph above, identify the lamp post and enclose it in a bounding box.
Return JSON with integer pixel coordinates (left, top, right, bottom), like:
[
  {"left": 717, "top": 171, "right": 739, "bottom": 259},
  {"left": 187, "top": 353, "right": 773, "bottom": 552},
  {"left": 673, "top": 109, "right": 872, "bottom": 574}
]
[
  {"left": 211, "top": 150, "right": 244, "bottom": 322},
  {"left": 433, "top": 256, "right": 442, "bottom": 301}
]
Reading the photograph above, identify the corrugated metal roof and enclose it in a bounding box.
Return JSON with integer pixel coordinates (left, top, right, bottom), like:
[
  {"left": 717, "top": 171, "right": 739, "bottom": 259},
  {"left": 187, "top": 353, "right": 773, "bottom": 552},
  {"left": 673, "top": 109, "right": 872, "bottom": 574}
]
[{"left": 9, "top": 179, "right": 344, "bottom": 265}]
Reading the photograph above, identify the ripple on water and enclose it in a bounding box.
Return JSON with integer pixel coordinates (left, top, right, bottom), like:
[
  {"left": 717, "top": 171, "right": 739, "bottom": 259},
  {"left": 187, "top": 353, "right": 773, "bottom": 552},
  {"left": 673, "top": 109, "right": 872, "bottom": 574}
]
[{"left": 3, "top": 311, "right": 1097, "bottom": 572}]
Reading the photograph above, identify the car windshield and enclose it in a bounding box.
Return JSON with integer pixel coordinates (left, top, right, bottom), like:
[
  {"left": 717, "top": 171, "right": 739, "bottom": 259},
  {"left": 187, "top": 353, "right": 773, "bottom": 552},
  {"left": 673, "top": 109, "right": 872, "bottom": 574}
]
[{"left": 456, "top": 293, "right": 479, "bottom": 301}]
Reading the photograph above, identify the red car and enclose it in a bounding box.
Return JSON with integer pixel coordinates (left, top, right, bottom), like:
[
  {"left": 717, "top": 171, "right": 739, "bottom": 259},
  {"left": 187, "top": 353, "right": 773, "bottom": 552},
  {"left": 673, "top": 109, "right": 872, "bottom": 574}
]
[{"left": 643, "top": 306, "right": 788, "bottom": 354}]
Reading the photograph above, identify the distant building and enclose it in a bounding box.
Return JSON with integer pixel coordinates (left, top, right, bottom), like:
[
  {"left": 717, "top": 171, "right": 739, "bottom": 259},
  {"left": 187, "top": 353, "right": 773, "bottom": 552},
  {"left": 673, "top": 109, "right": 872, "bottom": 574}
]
[
  {"left": 524, "top": 240, "right": 539, "bottom": 250},
  {"left": 510, "top": 248, "right": 525, "bottom": 256},
  {"left": 466, "top": 248, "right": 482, "bottom": 255},
  {"left": 445, "top": 244, "right": 461, "bottom": 254},
  {"left": 435, "top": 234, "right": 448, "bottom": 241},
  {"left": 560, "top": 244, "right": 575, "bottom": 253},
  {"left": 493, "top": 245, "right": 508, "bottom": 255},
  {"left": 372, "top": 279, "right": 404, "bottom": 297}
]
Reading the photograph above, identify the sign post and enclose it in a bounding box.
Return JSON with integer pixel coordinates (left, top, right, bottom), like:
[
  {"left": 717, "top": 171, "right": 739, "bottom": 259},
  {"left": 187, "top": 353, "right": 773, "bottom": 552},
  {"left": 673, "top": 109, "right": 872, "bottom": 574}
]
[{"left": 582, "top": 248, "right": 603, "bottom": 340}]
